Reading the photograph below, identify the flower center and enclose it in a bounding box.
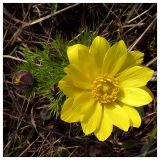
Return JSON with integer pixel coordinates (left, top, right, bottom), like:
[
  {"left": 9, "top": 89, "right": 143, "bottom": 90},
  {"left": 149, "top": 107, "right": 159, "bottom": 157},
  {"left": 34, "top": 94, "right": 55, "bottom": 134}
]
[{"left": 92, "top": 75, "right": 119, "bottom": 103}]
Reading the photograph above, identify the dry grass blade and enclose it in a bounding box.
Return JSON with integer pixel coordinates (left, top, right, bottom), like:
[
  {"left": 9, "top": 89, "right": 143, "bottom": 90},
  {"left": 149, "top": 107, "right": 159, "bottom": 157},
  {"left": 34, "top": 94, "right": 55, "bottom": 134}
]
[
  {"left": 31, "top": 107, "right": 37, "bottom": 131},
  {"left": 127, "top": 4, "right": 156, "bottom": 24},
  {"left": 145, "top": 57, "right": 157, "bottom": 67},
  {"left": 122, "top": 23, "right": 144, "bottom": 28},
  {"left": 3, "top": 7, "right": 26, "bottom": 24},
  {"left": 123, "top": 4, "right": 139, "bottom": 24},
  {"left": 23, "top": 3, "right": 80, "bottom": 27},
  {"left": 3, "top": 55, "right": 27, "bottom": 63},
  {"left": 18, "top": 136, "right": 40, "bottom": 157},
  {"left": 128, "top": 16, "right": 156, "bottom": 51}
]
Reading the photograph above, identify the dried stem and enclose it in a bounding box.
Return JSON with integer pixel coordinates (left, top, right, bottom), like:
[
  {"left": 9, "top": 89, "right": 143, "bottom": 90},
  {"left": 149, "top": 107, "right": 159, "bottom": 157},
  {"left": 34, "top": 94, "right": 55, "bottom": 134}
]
[{"left": 128, "top": 16, "right": 156, "bottom": 51}]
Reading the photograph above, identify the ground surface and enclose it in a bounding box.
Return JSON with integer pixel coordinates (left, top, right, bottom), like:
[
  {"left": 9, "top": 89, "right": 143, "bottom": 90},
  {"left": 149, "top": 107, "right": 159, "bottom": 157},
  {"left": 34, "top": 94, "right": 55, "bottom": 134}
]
[{"left": 3, "top": 3, "right": 157, "bottom": 157}]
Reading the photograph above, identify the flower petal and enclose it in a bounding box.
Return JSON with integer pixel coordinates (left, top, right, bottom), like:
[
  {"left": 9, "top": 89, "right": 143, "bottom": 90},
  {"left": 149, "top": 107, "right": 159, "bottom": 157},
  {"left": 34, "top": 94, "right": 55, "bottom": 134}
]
[
  {"left": 90, "top": 36, "right": 110, "bottom": 69},
  {"left": 122, "top": 104, "right": 141, "bottom": 128},
  {"left": 81, "top": 102, "right": 102, "bottom": 135},
  {"left": 78, "top": 46, "right": 99, "bottom": 81},
  {"left": 118, "top": 52, "right": 136, "bottom": 72},
  {"left": 71, "top": 92, "right": 96, "bottom": 121},
  {"left": 94, "top": 106, "right": 113, "bottom": 141},
  {"left": 102, "top": 40, "right": 127, "bottom": 76},
  {"left": 67, "top": 44, "right": 89, "bottom": 64},
  {"left": 58, "top": 76, "right": 84, "bottom": 97},
  {"left": 67, "top": 44, "right": 98, "bottom": 79},
  {"left": 118, "top": 87, "right": 154, "bottom": 107},
  {"left": 61, "top": 98, "right": 80, "bottom": 123},
  {"left": 117, "top": 66, "right": 154, "bottom": 88},
  {"left": 104, "top": 102, "right": 130, "bottom": 131},
  {"left": 130, "top": 50, "right": 144, "bottom": 65},
  {"left": 64, "top": 64, "right": 92, "bottom": 90}
]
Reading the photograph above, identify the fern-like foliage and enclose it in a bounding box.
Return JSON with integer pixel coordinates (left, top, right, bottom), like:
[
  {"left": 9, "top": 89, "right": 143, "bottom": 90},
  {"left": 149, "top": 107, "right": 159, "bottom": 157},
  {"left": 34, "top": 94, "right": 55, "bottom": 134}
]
[{"left": 16, "top": 31, "right": 96, "bottom": 116}]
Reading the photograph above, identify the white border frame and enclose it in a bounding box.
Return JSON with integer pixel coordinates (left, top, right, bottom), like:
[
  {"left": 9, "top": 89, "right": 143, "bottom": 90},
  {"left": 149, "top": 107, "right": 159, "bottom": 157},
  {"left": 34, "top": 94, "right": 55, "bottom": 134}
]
[{"left": 1, "top": 1, "right": 159, "bottom": 159}]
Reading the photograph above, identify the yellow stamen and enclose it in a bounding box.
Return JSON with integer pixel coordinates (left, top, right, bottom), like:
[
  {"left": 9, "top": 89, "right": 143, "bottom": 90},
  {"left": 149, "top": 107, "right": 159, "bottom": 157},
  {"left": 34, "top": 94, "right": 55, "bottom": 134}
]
[{"left": 92, "top": 75, "right": 119, "bottom": 103}]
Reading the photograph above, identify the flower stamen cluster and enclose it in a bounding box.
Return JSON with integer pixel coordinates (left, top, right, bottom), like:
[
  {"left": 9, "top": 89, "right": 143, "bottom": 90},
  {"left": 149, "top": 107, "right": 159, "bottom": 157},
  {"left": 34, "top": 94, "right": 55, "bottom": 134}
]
[{"left": 92, "top": 75, "right": 119, "bottom": 103}]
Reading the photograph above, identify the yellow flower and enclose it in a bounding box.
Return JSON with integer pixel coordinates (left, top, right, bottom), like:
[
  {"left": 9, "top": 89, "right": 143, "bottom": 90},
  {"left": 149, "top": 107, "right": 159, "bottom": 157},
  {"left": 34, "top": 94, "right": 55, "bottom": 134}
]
[{"left": 58, "top": 36, "right": 154, "bottom": 141}]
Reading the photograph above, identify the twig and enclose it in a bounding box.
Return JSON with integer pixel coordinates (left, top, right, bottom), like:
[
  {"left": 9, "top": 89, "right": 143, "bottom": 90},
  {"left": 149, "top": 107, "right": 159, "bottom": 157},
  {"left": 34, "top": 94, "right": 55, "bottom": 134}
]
[
  {"left": 145, "top": 57, "right": 157, "bottom": 67},
  {"left": 123, "top": 4, "right": 139, "bottom": 24},
  {"left": 151, "top": 71, "right": 157, "bottom": 82},
  {"left": 122, "top": 19, "right": 146, "bottom": 36},
  {"left": 23, "top": 3, "right": 80, "bottom": 27},
  {"left": 68, "top": 30, "right": 85, "bottom": 44},
  {"left": 69, "top": 146, "right": 80, "bottom": 157},
  {"left": 3, "top": 7, "right": 26, "bottom": 24},
  {"left": 127, "top": 4, "right": 156, "bottom": 24},
  {"left": 3, "top": 55, "right": 27, "bottom": 63},
  {"left": 94, "top": 3, "right": 114, "bottom": 34},
  {"left": 128, "top": 16, "right": 156, "bottom": 51},
  {"left": 4, "top": 77, "right": 22, "bottom": 113},
  {"left": 3, "top": 55, "right": 42, "bottom": 66},
  {"left": 122, "top": 23, "right": 144, "bottom": 28},
  {"left": 4, "top": 4, "right": 80, "bottom": 28},
  {"left": 4, "top": 4, "right": 80, "bottom": 46},
  {"left": 37, "top": 132, "right": 52, "bottom": 156},
  {"left": 127, "top": 9, "right": 149, "bottom": 24},
  {"left": 18, "top": 136, "right": 40, "bottom": 157}
]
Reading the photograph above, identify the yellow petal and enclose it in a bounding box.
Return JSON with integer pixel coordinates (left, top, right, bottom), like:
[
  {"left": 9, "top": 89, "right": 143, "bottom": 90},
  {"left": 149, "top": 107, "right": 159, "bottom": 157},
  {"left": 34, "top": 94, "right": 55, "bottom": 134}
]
[
  {"left": 117, "top": 66, "right": 154, "bottom": 88},
  {"left": 81, "top": 102, "right": 102, "bottom": 135},
  {"left": 67, "top": 44, "right": 89, "bottom": 64},
  {"left": 61, "top": 98, "right": 80, "bottom": 123},
  {"left": 104, "top": 102, "right": 130, "bottom": 131},
  {"left": 94, "top": 106, "right": 113, "bottom": 141},
  {"left": 122, "top": 104, "right": 141, "bottom": 128},
  {"left": 89, "top": 36, "right": 110, "bottom": 70},
  {"left": 72, "top": 92, "right": 94, "bottom": 117},
  {"left": 58, "top": 76, "right": 84, "bottom": 97},
  {"left": 102, "top": 40, "right": 127, "bottom": 76},
  {"left": 68, "top": 43, "right": 99, "bottom": 80},
  {"left": 78, "top": 46, "right": 99, "bottom": 81},
  {"left": 130, "top": 50, "right": 144, "bottom": 65},
  {"left": 118, "top": 87, "right": 154, "bottom": 107},
  {"left": 64, "top": 64, "right": 92, "bottom": 90},
  {"left": 118, "top": 52, "right": 136, "bottom": 72}
]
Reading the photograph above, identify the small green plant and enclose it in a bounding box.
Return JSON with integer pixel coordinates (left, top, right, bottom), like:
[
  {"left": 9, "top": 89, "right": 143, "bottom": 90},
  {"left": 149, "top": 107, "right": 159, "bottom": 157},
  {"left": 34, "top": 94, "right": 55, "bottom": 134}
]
[{"left": 15, "top": 31, "right": 96, "bottom": 116}]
